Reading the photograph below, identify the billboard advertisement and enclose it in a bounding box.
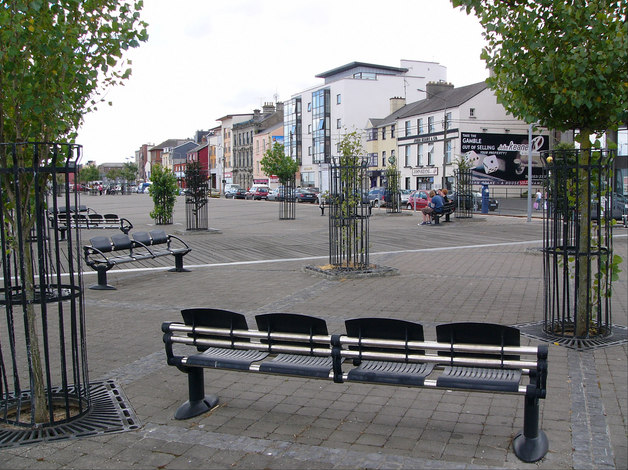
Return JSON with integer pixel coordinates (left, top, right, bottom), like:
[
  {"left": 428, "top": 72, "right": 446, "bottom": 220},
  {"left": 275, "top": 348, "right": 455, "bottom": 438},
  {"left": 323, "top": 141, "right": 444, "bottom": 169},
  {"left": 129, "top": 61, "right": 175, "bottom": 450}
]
[{"left": 461, "top": 132, "right": 549, "bottom": 185}]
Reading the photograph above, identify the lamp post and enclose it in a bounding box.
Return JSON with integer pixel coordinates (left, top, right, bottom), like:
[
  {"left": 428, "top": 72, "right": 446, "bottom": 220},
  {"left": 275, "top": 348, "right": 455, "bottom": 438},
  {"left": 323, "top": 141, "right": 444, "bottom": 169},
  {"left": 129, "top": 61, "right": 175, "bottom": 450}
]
[{"left": 417, "top": 88, "right": 449, "bottom": 190}]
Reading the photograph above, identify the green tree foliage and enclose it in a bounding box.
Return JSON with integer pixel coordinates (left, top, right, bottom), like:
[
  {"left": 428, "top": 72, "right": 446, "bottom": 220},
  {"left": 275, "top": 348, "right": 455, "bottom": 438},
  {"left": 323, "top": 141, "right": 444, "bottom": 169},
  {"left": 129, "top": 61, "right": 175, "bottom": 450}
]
[
  {"left": 120, "top": 161, "right": 138, "bottom": 182},
  {"left": 453, "top": 0, "right": 627, "bottom": 336},
  {"left": 149, "top": 164, "right": 178, "bottom": 224},
  {"left": 1, "top": 0, "right": 149, "bottom": 144},
  {"left": 0, "top": 0, "right": 147, "bottom": 423},
  {"left": 79, "top": 164, "right": 100, "bottom": 183},
  {"left": 260, "top": 141, "right": 298, "bottom": 184},
  {"left": 452, "top": 0, "right": 627, "bottom": 140}
]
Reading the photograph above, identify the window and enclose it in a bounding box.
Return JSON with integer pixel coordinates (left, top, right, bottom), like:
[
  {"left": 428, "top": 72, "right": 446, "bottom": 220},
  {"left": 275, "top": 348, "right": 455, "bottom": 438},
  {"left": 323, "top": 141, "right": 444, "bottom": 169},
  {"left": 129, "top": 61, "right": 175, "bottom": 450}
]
[
  {"left": 417, "top": 118, "right": 424, "bottom": 135},
  {"left": 391, "top": 124, "right": 395, "bottom": 138},
  {"left": 445, "top": 140, "right": 452, "bottom": 163},
  {"left": 427, "top": 144, "right": 434, "bottom": 165},
  {"left": 336, "top": 118, "right": 342, "bottom": 129},
  {"left": 368, "top": 153, "right": 378, "bottom": 167},
  {"left": 405, "top": 177, "right": 410, "bottom": 190},
  {"left": 469, "top": 108, "right": 475, "bottom": 117},
  {"left": 405, "top": 120, "right": 411, "bottom": 137},
  {"left": 445, "top": 112, "right": 452, "bottom": 131},
  {"left": 336, "top": 94, "right": 341, "bottom": 104},
  {"left": 382, "top": 127, "right": 386, "bottom": 140},
  {"left": 428, "top": 116, "right": 435, "bottom": 133},
  {"left": 382, "top": 151, "right": 386, "bottom": 167},
  {"left": 405, "top": 146, "right": 411, "bottom": 167},
  {"left": 307, "top": 102, "right": 312, "bottom": 112},
  {"left": 391, "top": 150, "right": 395, "bottom": 164},
  {"left": 367, "top": 128, "right": 378, "bottom": 141},
  {"left": 308, "top": 124, "right": 311, "bottom": 134},
  {"left": 417, "top": 144, "right": 423, "bottom": 166},
  {"left": 308, "top": 146, "right": 311, "bottom": 155}
]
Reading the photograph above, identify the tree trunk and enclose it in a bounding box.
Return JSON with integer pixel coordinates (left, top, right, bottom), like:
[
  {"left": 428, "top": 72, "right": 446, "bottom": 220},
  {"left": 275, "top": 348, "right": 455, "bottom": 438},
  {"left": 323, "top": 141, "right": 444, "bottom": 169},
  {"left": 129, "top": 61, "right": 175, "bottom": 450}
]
[{"left": 575, "top": 134, "right": 592, "bottom": 337}]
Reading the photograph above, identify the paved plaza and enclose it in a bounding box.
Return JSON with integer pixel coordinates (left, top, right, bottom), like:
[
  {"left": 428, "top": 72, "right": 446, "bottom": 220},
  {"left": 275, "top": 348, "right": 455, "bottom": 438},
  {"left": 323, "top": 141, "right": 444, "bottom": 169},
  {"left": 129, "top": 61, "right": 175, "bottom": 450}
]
[{"left": 1, "top": 193, "right": 627, "bottom": 469}]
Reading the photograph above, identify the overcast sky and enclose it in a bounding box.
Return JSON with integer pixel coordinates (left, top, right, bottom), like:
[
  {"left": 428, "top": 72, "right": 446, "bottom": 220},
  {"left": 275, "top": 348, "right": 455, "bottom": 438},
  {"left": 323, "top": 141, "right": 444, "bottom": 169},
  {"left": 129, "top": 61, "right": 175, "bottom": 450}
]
[{"left": 76, "top": 0, "right": 488, "bottom": 165}]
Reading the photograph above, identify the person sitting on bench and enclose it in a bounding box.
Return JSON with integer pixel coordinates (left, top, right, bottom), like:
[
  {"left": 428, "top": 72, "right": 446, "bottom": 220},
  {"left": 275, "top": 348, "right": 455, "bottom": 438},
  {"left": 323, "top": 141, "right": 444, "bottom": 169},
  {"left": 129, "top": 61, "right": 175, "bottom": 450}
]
[{"left": 420, "top": 190, "right": 444, "bottom": 225}]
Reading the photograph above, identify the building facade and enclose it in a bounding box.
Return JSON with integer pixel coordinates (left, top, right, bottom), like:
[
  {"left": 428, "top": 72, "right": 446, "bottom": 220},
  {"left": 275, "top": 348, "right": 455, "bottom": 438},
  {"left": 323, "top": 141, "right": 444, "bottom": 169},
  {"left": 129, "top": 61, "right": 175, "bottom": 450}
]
[{"left": 284, "top": 60, "right": 448, "bottom": 191}]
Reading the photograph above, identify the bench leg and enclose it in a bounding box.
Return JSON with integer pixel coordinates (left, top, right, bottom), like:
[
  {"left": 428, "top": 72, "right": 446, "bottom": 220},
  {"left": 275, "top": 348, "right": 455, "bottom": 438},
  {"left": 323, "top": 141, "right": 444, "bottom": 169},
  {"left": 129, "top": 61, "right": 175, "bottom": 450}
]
[
  {"left": 174, "top": 368, "right": 219, "bottom": 420},
  {"left": 89, "top": 266, "right": 116, "bottom": 290},
  {"left": 512, "top": 394, "right": 549, "bottom": 462},
  {"left": 169, "top": 253, "right": 190, "bottom": 273},
  {"left": 432, "top": 215, "right": 440, "bottom": 225}
]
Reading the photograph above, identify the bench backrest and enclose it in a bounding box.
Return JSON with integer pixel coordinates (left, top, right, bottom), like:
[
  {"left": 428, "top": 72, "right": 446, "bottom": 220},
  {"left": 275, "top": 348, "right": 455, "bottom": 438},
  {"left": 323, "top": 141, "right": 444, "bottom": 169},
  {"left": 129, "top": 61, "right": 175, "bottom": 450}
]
[
  {"left": 345, "top": 318, "right": 427, "bottom": 364},
  {"left": 104, "top": 214, "right": 119, "bottom": 222},
  {"left": 89, "top": 236, "right": 113, "bottom": 253},
  {"left": 132, "top": 231, "right": 152, "bottom": 246},
  {"left": 111, "top": 233, "right": 133, "bottom": 251},
  {"left": 149, "top": 230, "right": 169, "bottom": 245},
  {"left": 181, "top": 308, "right": 250, "bottom": 352},
  {"left": 255, "top": 313, "right": 329, "bottom": 349},
  {"left": 436, "top": 322, "right": 520, "bottom": 361},
  {"left": 88, "top": 214, "right": 104, "bottom": 223}
]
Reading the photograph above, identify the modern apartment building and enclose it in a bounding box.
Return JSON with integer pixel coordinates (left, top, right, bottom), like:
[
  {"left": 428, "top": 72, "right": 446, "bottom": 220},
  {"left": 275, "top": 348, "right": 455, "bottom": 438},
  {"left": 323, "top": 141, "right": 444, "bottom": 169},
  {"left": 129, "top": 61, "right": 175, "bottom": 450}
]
[{"left": 284, "top": 60, "right": 448, "bottom": 191}]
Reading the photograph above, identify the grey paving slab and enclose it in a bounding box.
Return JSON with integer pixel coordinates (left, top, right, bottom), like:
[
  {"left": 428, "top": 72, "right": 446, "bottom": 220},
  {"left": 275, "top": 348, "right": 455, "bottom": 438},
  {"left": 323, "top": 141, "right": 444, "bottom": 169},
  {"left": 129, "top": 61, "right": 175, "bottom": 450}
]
[{"left": 3, "top": 194, "right": 627, "bottom": 469}]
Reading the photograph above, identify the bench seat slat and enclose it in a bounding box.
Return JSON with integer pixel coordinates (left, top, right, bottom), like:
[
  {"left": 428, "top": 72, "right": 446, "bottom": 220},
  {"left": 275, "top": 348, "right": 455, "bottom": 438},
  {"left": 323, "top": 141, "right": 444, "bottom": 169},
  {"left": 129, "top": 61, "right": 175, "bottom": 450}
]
[
  {"left": 187, "top": 347, "right": 268, "bottom": 370},
  {"left": 346, "top": 360, "right": 435, "bottom": 386},
  {"left": 259, "top": 353, "right": 333, "bottom": 378},
  {"left": 436, "top": 366, "right": 522, "bottom": 392}
]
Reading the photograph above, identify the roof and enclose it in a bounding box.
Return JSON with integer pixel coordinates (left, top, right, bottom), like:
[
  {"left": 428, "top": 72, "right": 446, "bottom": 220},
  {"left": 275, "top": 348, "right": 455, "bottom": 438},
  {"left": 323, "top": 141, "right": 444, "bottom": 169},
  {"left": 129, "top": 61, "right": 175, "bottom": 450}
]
[
  {"left": 374, "top": 81, "right": 488, "bottom": 127},
  {"left": 315, "top": 61, "right": 408, "bottom": 79},
  {"left": 150, "top": 139, "right": 186, "bottom": 151}
]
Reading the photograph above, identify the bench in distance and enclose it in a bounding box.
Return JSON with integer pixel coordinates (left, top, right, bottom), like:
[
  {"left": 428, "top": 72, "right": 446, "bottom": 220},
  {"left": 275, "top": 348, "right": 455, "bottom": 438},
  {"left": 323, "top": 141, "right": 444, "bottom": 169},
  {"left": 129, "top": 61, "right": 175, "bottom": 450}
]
[{"left": 84, "top": 229, "right": 190, "bottom": 290}]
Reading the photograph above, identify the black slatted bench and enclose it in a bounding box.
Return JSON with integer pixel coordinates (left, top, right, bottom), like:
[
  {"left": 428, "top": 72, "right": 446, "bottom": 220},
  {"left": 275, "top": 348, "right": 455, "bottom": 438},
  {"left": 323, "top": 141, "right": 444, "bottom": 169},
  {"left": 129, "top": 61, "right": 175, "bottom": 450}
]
[
  {"left": 84, "top": 229, "right": 190, "bottom": 290},
  {"left": 49, "top": 206, "right": 132, "bottom": 240},
  {"left": 162, "top": 310, "right": 549, "bottom": 463},
  {"left": 431, "top": 200, "right": 455, "bottom": 224}
]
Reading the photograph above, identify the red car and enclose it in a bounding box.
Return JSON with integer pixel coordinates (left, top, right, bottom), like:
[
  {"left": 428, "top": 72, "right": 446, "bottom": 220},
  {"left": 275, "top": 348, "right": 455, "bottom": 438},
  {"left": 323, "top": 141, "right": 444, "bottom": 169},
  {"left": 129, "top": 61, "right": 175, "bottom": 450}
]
[
  {"left": 406, "top": 190, "right": 432, "bottom": 210},
  {"left": 246, "top": 187, "right": 269, "bottom": 200}
]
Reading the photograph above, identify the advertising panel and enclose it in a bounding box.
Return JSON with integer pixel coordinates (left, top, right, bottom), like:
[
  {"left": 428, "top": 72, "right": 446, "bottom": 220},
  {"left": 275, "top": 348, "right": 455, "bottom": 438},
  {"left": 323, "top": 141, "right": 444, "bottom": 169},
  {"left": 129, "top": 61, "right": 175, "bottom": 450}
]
[{"left": 461, "top": 132, "right": 549, "bottom": 185}]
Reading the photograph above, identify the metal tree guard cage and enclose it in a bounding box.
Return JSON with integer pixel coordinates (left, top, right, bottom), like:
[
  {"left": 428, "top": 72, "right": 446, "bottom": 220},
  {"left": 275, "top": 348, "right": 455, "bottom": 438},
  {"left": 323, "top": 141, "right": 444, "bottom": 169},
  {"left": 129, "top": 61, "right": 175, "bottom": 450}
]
[
  {"left": 185, "top": 164, "right": 209, "bottom": 231},
  {"left": 542, "top": 148, "right": 615, "bottom": 341},
  {"left": 0, "top": 142, "right": 89, "bottom": 428},
  {"left": 385, "top": 170, "right": 401, "bottom": 214},
  {"left": 328, "top": 156, "right": 370, "bottom": 269},
  {"left": 279, "top": 176, "right": 296, "bottom": 220},
  {"left": 454, "top": 168, "right": 473, "bottom": 218}
]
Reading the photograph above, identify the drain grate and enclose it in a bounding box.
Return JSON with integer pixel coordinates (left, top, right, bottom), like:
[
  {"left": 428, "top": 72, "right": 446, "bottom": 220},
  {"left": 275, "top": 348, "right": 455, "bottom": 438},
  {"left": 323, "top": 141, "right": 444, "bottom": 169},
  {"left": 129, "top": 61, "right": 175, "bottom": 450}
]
[
  {"left": 514, "top": 321, "right": 628, "bottom": 351},
  {"left": 0, "top": 380, "right": 141, "bottom": 449}
]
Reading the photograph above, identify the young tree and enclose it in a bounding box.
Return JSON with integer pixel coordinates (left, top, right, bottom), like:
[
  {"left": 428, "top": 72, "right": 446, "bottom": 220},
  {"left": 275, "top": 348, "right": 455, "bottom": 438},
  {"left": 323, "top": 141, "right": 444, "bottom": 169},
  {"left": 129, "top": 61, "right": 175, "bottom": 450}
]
[
  {"left": 260, "top": 141, "right": 299, "bottom": 186},
  {"left": 79, "top": 165, "right": 101, "bottom": 184},
  {"left": 149, "top": 164, "right": 179, "bottom": 224},
  {"left": 453, "top": 0, "right": 627, "bottom": 336},
  {"left": 120, "top": 161, "right": 139, "bottom": 183},
  {"left": 0, "top": 0, "right": 147, "bottom": 422}
]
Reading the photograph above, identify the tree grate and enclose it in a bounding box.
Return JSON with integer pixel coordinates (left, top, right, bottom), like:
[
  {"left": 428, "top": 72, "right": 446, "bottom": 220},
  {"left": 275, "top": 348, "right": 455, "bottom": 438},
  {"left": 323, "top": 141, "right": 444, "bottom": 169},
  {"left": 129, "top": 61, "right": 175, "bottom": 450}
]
[
  {"left": 513, "top": 321, "right": 628, "bottom": 351},
  {"left": 0, "top": 380, "right": 141, "bottom": 449}
]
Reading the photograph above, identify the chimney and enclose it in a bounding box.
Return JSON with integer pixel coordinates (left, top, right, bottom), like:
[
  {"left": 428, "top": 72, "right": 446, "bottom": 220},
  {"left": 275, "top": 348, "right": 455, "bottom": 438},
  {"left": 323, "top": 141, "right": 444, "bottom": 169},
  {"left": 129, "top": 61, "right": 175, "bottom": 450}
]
[
  {"left": 254, "top": 109, "right": 261, "bottom": 119},
  {"left": 389, "top": 97, "right": 406, "bottom": 114},
  {"left": 262, "top": 102, "right": 275, "bottom": 116},
  {"left": 425, "top": 80, "right": 454, "bottom": 98}
]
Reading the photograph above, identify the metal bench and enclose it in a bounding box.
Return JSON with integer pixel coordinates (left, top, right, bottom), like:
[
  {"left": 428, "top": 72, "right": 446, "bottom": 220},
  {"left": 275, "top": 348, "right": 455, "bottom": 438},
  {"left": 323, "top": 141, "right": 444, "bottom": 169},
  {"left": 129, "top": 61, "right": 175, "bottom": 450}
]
[
  {"left": 84, "top": 229, "right": 190, "bottom": 290},
  {"left": 431, "top": 200, "right": 455, "bottom": 224},
  {"left": 49, "top": 206, "right": 132, "bottom": 240},
  {"left": 162, "top": 311, "right": 549, "bottom": 463}
]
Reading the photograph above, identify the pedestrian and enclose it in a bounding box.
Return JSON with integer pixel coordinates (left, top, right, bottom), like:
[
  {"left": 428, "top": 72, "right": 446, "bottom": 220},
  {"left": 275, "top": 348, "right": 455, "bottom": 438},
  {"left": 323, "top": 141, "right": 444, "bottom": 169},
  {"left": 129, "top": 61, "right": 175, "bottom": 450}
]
[
  {"left": 534, "top": 190, "right": 542, "bottom": 210},
  {"left": 98, "top": 184, "right": 103, "bottom": 196}
]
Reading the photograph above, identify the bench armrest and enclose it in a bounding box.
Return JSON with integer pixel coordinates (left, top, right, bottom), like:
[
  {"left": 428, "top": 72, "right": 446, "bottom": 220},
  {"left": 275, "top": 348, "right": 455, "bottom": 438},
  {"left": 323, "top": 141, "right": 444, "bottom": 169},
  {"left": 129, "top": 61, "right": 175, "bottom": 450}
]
[
  {"left": 83, "top": 245, "right": 110, "bottom": 265},
  {"left": 167, "top": 234, "right": 190, "bottom": 251},
  {"left": 119, "top": 218, "right": 133, "bottom": 234}
]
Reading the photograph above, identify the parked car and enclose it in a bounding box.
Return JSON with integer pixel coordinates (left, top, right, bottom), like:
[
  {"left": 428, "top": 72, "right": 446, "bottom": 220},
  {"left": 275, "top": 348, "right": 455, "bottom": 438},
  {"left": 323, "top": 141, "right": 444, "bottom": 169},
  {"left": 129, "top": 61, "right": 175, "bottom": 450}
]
[
  {"left": 267, "top": 188, "right": 280, "bottom": 201},
  {"left": 295, "top": 188, "right": 318, "bottom": 203},
  {"left": 368, "top": 187, "right": 387, "bottom": 207},
  {"left": 472, "top": 192, "right": 499, "bottom": 211},
  {"left": 246, "top": 187, "right": 269, "bottom": 200},
  {"left": 224, "top": 184, "right": 241, "bottom": 198},
  {"left": 406, "top": 190, "right": 432, "bottom": 210},
  {"left": 232, "top": 188, "right": 247, "bottom": 199},
  {"left": 400, "top": 189, "right": 412, "bottom": 205}
]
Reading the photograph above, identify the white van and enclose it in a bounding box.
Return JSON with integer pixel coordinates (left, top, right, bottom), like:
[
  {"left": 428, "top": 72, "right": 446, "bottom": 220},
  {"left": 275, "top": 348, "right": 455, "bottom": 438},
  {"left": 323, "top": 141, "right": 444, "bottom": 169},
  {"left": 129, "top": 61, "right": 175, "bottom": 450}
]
[{"left": 224, "top": 183, "right": 241, "bottom": 197}]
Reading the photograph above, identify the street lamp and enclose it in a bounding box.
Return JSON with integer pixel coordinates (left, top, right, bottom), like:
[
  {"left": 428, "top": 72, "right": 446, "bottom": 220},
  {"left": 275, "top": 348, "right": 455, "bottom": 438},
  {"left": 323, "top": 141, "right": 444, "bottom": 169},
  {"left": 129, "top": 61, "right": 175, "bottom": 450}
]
[{"left": 417, "top": 88, "right": 449, "bottom": 190}]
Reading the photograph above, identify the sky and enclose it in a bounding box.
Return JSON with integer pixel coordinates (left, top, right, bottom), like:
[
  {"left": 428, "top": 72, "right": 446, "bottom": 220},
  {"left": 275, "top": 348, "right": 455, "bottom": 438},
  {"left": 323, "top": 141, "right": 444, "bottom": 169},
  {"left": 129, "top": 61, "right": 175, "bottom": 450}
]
[{"left": 76, "top": 0, "right": 489, "bottom": 165}]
